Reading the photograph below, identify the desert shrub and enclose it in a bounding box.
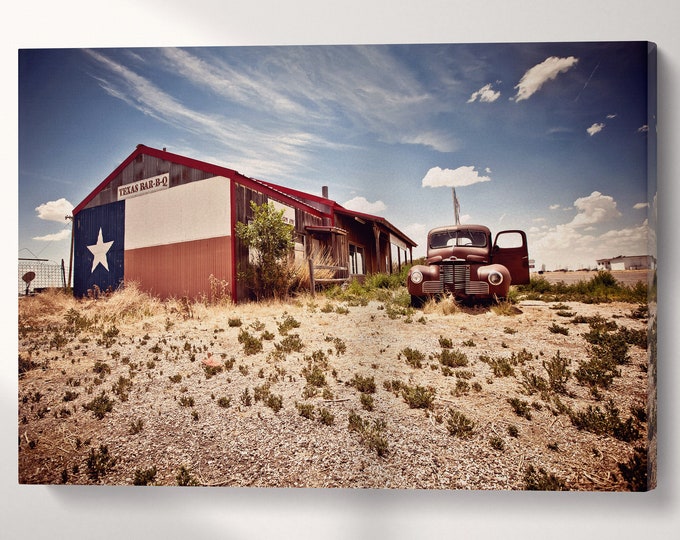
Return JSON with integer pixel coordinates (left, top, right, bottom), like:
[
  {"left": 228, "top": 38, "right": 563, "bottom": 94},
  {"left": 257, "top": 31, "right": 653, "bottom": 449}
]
[
  {"left": 18, "top": 355, "right": 39, "bottom": 375},
  {"left": 133, "top": 466, "right": 157, "bottom": 486},
  {"left": 348, "top": 411, "right": 389, "bottom": 457},
  {"left": 217, "top": 397, "right": 231, "bottom": 408},
  {"left": 543, "top": 351, "right": 571, "bottom": 394},
  {"left": 238, "top": 329, "right": 263, "bottom": 355},
  {"left": 401, "top": 384, "right": 435, "bottom": 409},
  {"left": 350, "top": 374, "right": 376, "bottom": 394},
  {"left": 583, "top": 326, "right": 630, "bottom": 365},
  {"left": 86, "top": 444, "right": 117, "bottom": 481},
  {"left": 302, "top": 364, "right": 326, "bottom": 387},
  {"left": 383, "top": 379, "right": 405, "bottom": 395},
  {"left": 277, "top": 314, "right": 301, "bottom": 335},
  {"left": 63, "top": 390, "right": 79, "bottom": 402},
  {"left": 446, "top": 408, "right": 475, "bottom": 439},
  {"left": 360, "top": 393, "right": 375, "bottom": 411},
  {"left": 436, "top": 348, "right": 469, "bottom": 368},
  {"left": 296, "top": 402, "right": 315, "bottom": 419},
  {"left": 318, "top": 407, "right": 335, "bottom": 426},
  {"left": 325, "top": 335, "right": 347, "bottom": 356},
  {"left": 175, "top": 465, "right": 199, "bottom": 486},
  {"left": 400, "top": 347, "right": 425, "bottom": 368},
  {"left": 521, "top": 370, "right": 549, "bottom": 396},
  {"left": 454, "top": 379, "right": 470, "bottom": 396},
  {"left": 240, "top": 388, "right": 252, "bottom": 407},
  {"left": 129, "top": 418, "right": 144, "bottom": 434},
  {"left": 112, "top": 375, "right": 133, "bottom": 402},
  {"left": 507, "top": 397, "right": 532, "bottom": 420},
  {"left": 569, "top": 399, "right": 641, "bottom": 442},
  {"left": 618, "top": 446, "right": 649, "bottom": 491},
  {"left": 481, "top": 355, "right": 514, "bottom": 378},
  {"left": 438, "top": 335, "right": 453, "bottom": 348},
  {"left": 93, "top": 360, "right": 111, "bottom": 376},
  {"left": 548, "top": 323, "right": 569, "bottom": 335},
  {"left": 275, "top": 333, "right": 304, "bottom": 353},
  {"left": 523, "top": 465, "right": 567, "bottom": 491},
  {"left": 265, "top": 393, "right": 283, "bottom": 413},
  {"left": 83, "top": 392, "right": 114, "bottom": 419},
  {"left": 490, "top": 437, "right": 505, "bottom": 451},
  {"left": 179, "top": 395, "right": 195, "bottom": 407},
  {"left": 203, "top": 363, "right": 223, "bottom": 379}
]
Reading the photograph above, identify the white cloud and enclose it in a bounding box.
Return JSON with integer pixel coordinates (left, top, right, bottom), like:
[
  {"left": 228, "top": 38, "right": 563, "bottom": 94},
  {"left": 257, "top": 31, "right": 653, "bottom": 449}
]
[
  {"left": 421, "top": 166, "right": 491, "bottom": 188},
  {"left": 467, "top": 83, "right": 500, "bottom": 103},
  {"left": 33, "top": 229, "right": 71, "bottom": 242},
  {"left": 513, "top": 56, "right": 578, "bottom": 102},
  {"left": 549, "top": 204, "right": 561, "bottom": 210},
  {"left": 587, "top": 122, "right": 605, "bottom": 136},
  {"left": 606, "top": 114, "right": 617, "bottom": 119},
  {"left": 637, "top": 125, "right": 649, "bottom": 133},
  {"left": 633, "top": 202, "right": 648, "bottom": 210},
  {"left": 35, "top": 198, "right": 74, "bottom": 222},
  {"left": 569, "top": 191, "right": 621, "bottom": 228},
  {"left": 342, "top": 196, "right": 387, "bottom": 215}
]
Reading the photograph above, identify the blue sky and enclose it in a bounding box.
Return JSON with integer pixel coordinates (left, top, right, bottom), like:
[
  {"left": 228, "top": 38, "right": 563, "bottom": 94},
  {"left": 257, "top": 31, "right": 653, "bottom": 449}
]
[{"left": 18, "top": 42, "right": 654, "bottom": 270}]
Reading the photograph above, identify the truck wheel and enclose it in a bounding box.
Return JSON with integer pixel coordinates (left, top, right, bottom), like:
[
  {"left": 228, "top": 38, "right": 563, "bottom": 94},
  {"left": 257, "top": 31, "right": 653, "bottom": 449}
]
[{"left": 410, "top": 295, "right": 426, "bottom": 308}]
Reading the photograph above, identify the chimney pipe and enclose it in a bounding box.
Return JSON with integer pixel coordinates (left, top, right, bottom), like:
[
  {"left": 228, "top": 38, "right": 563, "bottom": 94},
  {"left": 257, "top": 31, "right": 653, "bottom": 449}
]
[{"left": 322, "top": 186, "right": 329, "bottom": 199}]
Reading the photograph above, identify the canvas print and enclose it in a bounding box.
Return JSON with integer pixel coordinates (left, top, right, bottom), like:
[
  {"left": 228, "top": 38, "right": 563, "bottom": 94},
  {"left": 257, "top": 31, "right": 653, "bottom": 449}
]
[{"left": 18, "top": 42, "right": 656, "bottom": 490}]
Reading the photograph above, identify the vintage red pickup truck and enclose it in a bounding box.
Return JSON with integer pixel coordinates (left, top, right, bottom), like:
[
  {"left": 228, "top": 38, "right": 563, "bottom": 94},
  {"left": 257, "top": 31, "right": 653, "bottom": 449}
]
[{"left": 407, "top": 224, "right": 530, "bottom": 306}]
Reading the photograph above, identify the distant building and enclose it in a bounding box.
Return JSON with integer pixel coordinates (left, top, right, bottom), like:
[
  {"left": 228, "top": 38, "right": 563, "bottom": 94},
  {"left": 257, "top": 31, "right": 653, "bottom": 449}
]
[
  {"left": 596, "top": 255, "right": 655, "bottom": 271},
  {"left": 71, "top": 144, "right": 417, "bottom": 302}
]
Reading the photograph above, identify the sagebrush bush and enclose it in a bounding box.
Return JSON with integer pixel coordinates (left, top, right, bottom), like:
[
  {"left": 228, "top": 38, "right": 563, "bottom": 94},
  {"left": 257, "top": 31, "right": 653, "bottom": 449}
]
[
  {"left": 348, "top": 411, "right": 389, "bottom": 457},
  {"left": 401, "top": 384, "right": 435, "bottom": 409},
  {"left": 523, "top": 465, "right": 567, "bottom": 491},
  {"left": 446, "top": 408, "right": 475, "bottom": 439}
]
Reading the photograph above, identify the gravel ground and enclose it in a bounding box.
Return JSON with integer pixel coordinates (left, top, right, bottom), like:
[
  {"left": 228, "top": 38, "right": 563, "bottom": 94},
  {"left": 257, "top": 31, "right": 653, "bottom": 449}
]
[{"left": 18, "top": 289, "right": 654, "bottom": 490}]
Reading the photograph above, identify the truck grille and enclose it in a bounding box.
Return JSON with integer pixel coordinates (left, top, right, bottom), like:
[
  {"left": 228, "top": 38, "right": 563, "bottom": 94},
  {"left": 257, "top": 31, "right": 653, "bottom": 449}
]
[{"left": 437, "top": 263, "right": 489, "bottom": 296}]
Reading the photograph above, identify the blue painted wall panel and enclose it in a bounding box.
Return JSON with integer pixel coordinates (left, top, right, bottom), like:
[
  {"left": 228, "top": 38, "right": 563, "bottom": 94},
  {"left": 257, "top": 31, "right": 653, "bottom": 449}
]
[{"left": 73, "top": 201, "right": 125, "bottom": 297}]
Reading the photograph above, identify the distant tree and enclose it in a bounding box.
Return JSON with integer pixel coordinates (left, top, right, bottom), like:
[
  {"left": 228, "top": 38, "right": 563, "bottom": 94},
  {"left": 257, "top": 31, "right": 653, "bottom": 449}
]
[{"left": 236, "top": 201, "right": 295, "bottom": 299}]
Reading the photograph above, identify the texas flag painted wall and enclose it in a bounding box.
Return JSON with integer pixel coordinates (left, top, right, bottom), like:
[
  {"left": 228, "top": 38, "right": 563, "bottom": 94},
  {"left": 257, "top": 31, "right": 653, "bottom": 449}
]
[
  {"left": 73, "top": 176, "right": 232, "bottom": 299},
  {"left": 74, "top": 201, "right": 125, "bottom": 296}
]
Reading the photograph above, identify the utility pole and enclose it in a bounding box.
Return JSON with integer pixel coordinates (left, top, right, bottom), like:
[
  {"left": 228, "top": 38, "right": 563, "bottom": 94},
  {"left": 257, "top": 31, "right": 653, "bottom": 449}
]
[{"left": 452, "top": 188, "right": 460, "bottom": 225}]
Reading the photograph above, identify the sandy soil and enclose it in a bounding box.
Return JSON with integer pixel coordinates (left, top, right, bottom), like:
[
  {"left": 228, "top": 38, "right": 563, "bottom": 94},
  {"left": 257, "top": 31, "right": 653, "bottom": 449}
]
[{"left": 18, "top": 290, "right": 653, "bottom": 490}]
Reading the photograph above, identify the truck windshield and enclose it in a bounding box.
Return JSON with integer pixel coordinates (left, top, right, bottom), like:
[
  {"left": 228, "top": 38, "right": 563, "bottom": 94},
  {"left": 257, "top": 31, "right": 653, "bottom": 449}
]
[{"left": 429, "top": 229, "right": 487, "bottom": 249}]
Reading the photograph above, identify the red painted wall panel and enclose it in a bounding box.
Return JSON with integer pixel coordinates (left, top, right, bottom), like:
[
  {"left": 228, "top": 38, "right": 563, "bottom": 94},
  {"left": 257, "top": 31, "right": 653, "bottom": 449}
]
[{"left": 124, "top": 236, "right": 232, "bottom": 300}]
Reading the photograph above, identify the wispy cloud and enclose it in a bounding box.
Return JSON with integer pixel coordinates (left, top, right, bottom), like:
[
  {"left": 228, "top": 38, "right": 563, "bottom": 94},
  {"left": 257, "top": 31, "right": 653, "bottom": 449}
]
[
  {"left": 33, "top": 229, "right": 71, "bottom": 242},
  {"left": 513, "top": 56, "right": 579, "bottom": 102},
  {"left": 467, "top": 83, "right": 501, "bottom": 103}
]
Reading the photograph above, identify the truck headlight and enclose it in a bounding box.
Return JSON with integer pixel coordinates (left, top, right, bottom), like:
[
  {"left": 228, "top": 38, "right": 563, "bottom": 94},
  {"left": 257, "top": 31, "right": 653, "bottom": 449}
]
[
  {"left": 410, "top": 270, "right": 423, "bottom": 284},
  {"left": 488, "top": 271, "right": 503, "bottom": 286}
]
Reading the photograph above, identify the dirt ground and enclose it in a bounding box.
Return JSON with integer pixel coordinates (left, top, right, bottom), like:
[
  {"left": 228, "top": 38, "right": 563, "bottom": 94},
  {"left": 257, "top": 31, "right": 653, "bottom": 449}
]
[{"left": 17, "top": 288, "right": 654, "bottom": 490}]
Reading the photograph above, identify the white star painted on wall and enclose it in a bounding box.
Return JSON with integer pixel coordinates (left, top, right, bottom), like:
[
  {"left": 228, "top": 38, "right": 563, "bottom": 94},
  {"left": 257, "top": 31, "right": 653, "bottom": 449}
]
[{"left": 87, "top": 228, "right": 114, "bottom": 273}]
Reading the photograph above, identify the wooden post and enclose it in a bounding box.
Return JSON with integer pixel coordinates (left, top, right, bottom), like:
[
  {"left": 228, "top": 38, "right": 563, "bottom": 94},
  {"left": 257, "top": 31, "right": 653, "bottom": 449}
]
[{"left": 308, "top": 258, "right": 316, "bottom": 296}]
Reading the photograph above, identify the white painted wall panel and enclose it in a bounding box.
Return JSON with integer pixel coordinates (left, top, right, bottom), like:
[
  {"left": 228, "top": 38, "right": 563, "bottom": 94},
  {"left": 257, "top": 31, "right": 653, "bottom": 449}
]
[{"left": 125, "top": 176, "right": 230, "bottom": 250}]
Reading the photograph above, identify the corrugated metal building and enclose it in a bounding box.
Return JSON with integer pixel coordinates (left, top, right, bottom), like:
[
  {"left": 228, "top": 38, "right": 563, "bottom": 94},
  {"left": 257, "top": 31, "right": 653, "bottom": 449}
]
[{"left": 72, "top": 144, "right": 416, "bottom": 302}]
